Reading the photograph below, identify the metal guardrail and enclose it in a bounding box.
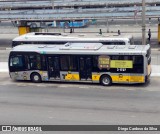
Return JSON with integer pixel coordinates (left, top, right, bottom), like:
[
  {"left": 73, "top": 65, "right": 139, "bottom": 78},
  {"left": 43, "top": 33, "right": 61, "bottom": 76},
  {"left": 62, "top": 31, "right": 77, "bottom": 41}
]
[
  {"left": 0, "top": 0, "right": 160, "bottom": 20},
  {"left": 0, "top": 6, "right": 160, "bottom": 20},
  {"left": 0, "top": 0, "right": 160, "bottom": 9},
  {"left": 0, "top": 6, "right": 160, "bottom": 15},
  {"left": 0, "top": 10, "right": 160, "bottom": 20}
]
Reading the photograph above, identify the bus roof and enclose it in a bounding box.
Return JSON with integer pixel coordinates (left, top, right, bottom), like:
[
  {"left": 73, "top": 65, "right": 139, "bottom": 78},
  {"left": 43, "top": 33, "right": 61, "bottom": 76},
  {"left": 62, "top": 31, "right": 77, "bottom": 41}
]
[
  {"left": 11, "top": 43, "right": 150, "bottom": 55},
  {"left": 12, "top": 32, "right": 133, "bottom": 42}
]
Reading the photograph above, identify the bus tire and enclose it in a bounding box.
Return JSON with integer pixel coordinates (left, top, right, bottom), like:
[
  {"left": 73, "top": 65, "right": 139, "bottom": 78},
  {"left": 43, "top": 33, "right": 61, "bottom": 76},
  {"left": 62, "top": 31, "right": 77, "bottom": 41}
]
[
  {"left": 31, "top": 73, "right": 41, "bottom": 83},
  {"left": 100, "top": 75, "right": 112, "bottom": 86}
]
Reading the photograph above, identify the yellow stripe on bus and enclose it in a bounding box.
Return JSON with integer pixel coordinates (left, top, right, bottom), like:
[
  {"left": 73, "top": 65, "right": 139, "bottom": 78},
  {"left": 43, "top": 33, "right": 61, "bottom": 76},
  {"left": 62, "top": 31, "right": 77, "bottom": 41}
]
[
  {"left": 92, "top": 74, "right": 101, "bottom": 81},
  {"left": 129, "top": 76, "right": 144, "bottom": 83},
  {"left": 65, "top": 74, "right": 80, "bottom": 81},
  {"left": 111, "top": 75, "right": 129, "bottom": 82},
  {"left": 65, "top": 73, "right": 145, "bottom": 83},
  {"left": 111, "top": 75, "right": 144, "bottom": 83}
]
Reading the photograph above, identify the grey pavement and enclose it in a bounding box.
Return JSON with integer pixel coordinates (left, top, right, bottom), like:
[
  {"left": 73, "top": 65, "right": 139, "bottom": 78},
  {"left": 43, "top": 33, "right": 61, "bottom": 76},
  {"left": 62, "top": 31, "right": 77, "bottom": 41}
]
[
  {"left": 1, "top": 74, "right": 160, "bottom": 134},
  {"left": 0, "top": 73, "right": 160, "bottom": 125}
]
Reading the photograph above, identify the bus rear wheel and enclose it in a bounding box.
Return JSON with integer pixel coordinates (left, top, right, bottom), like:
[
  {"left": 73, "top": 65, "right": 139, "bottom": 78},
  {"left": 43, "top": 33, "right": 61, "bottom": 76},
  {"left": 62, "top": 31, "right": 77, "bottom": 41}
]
[
  {"left": 100, "top": 75, "right": 112, "bottom": 86},
  {"left": 31, "top": 73, "right": 41, "bottom": 83}
]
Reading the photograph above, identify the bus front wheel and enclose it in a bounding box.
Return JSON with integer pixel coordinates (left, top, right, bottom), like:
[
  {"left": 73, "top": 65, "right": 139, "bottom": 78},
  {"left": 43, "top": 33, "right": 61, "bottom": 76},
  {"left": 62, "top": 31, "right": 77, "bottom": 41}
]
[
  {"left": 100, "top": 75, "right": 112, "bottom": 86},
  {"left": 31, "top": 73, "right": 41, "bottom": 83}
]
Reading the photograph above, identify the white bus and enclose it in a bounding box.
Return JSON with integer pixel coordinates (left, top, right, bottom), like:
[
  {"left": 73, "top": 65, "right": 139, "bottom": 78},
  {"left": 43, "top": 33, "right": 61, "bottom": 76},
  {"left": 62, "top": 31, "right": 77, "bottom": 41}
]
[
  {"left": 9, "top": 43, "right": 151, "bottom": 86},
  {"left": 12, "top": 32, "right": 134, "bottom": 47}
]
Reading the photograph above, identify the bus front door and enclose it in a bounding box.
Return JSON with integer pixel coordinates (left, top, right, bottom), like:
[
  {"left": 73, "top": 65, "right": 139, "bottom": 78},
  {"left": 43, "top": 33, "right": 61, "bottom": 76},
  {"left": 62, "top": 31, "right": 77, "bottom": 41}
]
[
  {"left": 79, "top": 56, "right": 92, "bottom": 80},
  {"left": 48, "top": 56, "right": 60, "bottom": 79}
]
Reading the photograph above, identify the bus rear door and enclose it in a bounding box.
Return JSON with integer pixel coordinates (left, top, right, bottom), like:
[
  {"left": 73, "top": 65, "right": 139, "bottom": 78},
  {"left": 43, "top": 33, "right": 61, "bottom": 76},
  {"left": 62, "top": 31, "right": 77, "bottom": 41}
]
[
  {"left": 79, "top": 56, "right": 92, "bottom": 80},
  {"left": 48, "top": 56, "right": 60, "bottom": 79}
]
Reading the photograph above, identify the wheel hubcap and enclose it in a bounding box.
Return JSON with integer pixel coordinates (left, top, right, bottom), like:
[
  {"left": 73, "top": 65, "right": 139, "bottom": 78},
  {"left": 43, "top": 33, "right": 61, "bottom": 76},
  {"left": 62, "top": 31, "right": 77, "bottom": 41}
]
[
  {"left": 34, "top": 75, "right": 39, "bottom": 81},
  {"left": 103, "top": 77, "right": 109, "bottom": 84}
]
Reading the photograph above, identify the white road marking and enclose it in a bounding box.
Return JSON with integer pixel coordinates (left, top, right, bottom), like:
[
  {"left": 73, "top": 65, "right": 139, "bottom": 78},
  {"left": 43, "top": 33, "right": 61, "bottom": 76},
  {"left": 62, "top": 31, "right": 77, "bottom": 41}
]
[
  {"left": 79, "top": 86, "right": 89, "bottom": 89},
  {"left": 151, "top": 48, "right": 160, "bottom": 51},
  {"left": 0, "top": 62, "right": 8, "bottom": 72}
]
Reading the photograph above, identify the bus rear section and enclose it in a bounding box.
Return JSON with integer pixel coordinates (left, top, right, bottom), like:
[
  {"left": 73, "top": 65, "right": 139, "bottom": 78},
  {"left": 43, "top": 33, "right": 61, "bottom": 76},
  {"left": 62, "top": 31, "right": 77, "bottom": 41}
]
[
  {"left": 8, "top": 43, "right": 151, "bottom": 86},
  {"left": 145, "top": 46, "right": 151, "bottom": 82},
  {"left": 12, "top": 32, "right": 133, "bottom": 47}
]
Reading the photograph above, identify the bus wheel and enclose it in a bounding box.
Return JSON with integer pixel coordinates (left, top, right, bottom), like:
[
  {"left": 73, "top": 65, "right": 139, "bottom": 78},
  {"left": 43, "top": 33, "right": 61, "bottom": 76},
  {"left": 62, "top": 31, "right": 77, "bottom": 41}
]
[
  {"left": 100, "top": 75, "right": 112, "bottom": 86},
  {"left": 31, "top": 73, "right": 41, "bottom": 83}
]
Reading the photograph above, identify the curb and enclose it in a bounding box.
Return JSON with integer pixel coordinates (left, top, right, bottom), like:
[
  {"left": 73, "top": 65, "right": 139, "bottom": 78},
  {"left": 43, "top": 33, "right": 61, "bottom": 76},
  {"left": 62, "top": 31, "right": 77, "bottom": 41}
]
[
  {"left": 151, "top": 48, "right": 160, "bottom": 51},
  {"left": 5, "top": 48, "right": 12, "bottom": 50}
]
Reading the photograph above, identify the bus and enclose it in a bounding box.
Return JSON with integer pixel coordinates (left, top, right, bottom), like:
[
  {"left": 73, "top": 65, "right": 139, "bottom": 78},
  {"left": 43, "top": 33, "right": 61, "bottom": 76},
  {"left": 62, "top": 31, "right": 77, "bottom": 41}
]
[
  {"left": 9, "top": 43, "right": 151, "bottom": 86},
  {"left": 12, "top": 32, "right": 134, "bottom": 47}
]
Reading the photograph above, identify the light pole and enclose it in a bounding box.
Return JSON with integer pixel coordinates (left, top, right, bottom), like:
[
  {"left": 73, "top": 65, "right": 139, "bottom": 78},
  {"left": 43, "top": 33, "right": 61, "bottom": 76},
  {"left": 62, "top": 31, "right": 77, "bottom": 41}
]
[
  {"left": 51, "top": 0, "right": 54, "bottom": 9},
  {"left": 106, "top": 18, "right": 109, "bottom": 33},
  {"left": 142, "top": 0, "right": 146, "bottom": 45}
]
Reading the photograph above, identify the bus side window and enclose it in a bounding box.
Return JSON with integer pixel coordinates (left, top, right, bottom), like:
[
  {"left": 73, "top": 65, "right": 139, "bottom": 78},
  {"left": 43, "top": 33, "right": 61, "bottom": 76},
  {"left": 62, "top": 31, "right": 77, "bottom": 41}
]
[
  {"left": 24, "top": 55, "right": 30, "bottom": 69},
  {"left": 54, "top": 57, "right": 59, "bottom": 70},
  {"left": 60, "top": 56, "right": 69, "bottom": 71},
  {"left": 102, "top": 42, "right": 125, "bottom": 45},
  {"left": 111, "top": 55, "right": 119, "bottom": 60},
  {"left": 29, "top": 55, "right": 36, "bottom": 69},
  {"left": 92, "top": 56, "right": 99, "bottom": 71},
  {"left": 69, "top": 56, "right": 77, "bottom": 71},
  {"left": 120, "top": 42, "right": 125, "bottom": 45},
  {"left": 37, "top": 55, "right": 41, "bottom": 69},
  {"left": 41, "top": 55, "right": 47, "bottom": 70},
  {"left": 124, "top": 56, "right": 130, "bottom": 60},
  {"left": 132, "top": 56, "right": 144, "bottom": 73},
  {"left": 60, "top": 55, "right": 77, "bottom": 71},
  {"left": 133, "top": 56, "right": 143, "bottom": 64},
  {"left": 12, "top": 41, "right": 17, "bottom": 47},
  {"left": 20, "top": 42, "right": 23, "bottom": 45},
  {"left": 12, "top": 41, "right": 23, "bottom": 47},
  {"left": 29, "top": 55, "right": 41, "bottom": 70}
]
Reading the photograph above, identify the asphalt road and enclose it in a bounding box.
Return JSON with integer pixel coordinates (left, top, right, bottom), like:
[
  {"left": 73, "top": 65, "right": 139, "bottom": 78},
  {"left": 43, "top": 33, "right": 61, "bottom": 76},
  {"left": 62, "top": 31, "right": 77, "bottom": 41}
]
[
  {"left": 0, "top": 34, "right": 18, "bottom": 47},
  {"left": 0, "top": 72, "right": 160, "bottom": 126}
]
